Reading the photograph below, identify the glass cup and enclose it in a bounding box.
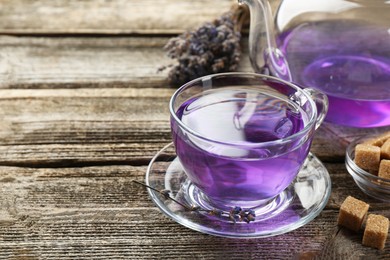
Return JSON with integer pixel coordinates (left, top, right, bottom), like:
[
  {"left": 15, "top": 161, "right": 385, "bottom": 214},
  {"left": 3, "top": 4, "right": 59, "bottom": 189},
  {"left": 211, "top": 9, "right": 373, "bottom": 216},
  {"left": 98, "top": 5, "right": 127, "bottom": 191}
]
[{"left": 169, "top": 72, "right": 328, "bottom": 213}]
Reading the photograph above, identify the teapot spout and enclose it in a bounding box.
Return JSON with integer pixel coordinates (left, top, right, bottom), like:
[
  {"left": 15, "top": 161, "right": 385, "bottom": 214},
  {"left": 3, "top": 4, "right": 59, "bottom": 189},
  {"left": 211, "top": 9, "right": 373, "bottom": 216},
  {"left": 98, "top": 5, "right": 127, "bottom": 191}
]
[{"left": 239, "top": 0, "right": 291, "bottom": 80}]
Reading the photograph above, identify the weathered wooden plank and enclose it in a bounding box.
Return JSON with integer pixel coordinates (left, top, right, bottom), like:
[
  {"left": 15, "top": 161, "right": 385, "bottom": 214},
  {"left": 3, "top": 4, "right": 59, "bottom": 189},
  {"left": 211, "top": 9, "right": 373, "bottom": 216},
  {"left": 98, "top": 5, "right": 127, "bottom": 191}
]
[
  {"left": 0, "top": 211, "right": 338, "bottom": 259},
  {"left": 0, "top": 36, "right": 252, "bottom": 89},
  {"left": 0, "top": 36, "right": 173, "bottom": 89},
  {"left": 0, "top": 88, "right": 388, "bottom": 166},
  {"left": 0, "top": 163, "right": 381, "bottom": 212},
  {"left": 0, "top": 164, "right": 389, "bottom": 259},
  {"left": 0, "top": 0, "right": 233, "bottom": 35},
  {"left": 0, "top": 88, "right": 173, "bottom": 166},
  {"left": 1, "top": 1, "right": 388, "bottom": 258},
  {"left": 0, "top": 209, "right": 337, "bottom": 259}
]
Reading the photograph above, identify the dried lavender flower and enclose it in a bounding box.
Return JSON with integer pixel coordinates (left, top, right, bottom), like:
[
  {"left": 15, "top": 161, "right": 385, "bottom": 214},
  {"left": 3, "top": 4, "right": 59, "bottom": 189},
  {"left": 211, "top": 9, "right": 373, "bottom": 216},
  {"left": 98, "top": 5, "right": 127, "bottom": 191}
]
[
  {"left": 241, "top": 209, "right": 256, "bottom": 223},
  {"left": 231, "top": 206, "right": 243, "bottom": 215},
  {"left": 229, "top": 206, "right": 256, "bottom": 224},
  {"left": 162, "top": 5, "right": 248, "bottom": 87}
]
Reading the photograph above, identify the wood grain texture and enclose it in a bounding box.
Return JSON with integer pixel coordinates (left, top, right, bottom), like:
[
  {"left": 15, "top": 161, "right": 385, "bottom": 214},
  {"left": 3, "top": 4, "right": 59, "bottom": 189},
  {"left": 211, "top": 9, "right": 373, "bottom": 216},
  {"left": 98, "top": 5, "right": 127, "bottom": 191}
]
[
  {"left": 0, "top": 164, "right": 389, "bottom": 259},
  {"left": 0, "top": 36, "right": 252, "bottom": 89},
  {"left": 0, "top": 36, "right": 173, "bottom": 89},
  {"left": 1, "top": 87, "right": 388, "bottom": 167},
  {"left": 1, "top": 35, "right": 387, "bottom": 166},
  {"left": 1, "top": 0, "right": 390, "bottom": 258},
  {"left": 0, "top": 88, "right": 173, "bottom": 166},
  {"left": 0, "top": 0, "right": 233, "bottom": 35}
]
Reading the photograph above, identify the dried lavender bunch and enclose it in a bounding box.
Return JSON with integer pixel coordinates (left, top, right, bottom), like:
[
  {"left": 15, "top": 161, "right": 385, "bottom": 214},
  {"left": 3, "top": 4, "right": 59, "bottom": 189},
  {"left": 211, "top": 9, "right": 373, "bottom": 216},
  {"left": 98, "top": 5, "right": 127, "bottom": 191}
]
[
  {"left": 162, "top": 5, "right": 248, "bottom": 87},
  {"left": 133, "top": 180, "right": 256, "bottom": 224}
]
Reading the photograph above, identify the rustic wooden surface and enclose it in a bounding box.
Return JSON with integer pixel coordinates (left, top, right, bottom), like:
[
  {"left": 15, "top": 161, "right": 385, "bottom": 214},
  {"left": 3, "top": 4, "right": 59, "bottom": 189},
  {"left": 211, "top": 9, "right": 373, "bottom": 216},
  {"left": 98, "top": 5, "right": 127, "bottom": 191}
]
[{"left": 1, "top": 0, "right": 390, "bottom": 259}]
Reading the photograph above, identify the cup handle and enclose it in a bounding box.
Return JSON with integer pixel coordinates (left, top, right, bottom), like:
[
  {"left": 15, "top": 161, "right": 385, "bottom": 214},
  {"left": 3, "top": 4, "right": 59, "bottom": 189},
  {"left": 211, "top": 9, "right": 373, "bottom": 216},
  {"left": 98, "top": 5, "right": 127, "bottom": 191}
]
[{"left": 304, "top": 88, "right": 329, "bottom": 130}]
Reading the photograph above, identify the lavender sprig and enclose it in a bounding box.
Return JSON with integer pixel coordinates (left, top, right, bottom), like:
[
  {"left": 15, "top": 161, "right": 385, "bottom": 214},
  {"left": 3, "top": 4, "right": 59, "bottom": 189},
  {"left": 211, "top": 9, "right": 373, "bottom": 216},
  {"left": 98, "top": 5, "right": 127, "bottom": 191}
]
[
  {"left": 160, "top": 4, "right": 249, "bottom": 87},
  {"left": 133, "top": 180, "right": 256, "bottom": 224}
]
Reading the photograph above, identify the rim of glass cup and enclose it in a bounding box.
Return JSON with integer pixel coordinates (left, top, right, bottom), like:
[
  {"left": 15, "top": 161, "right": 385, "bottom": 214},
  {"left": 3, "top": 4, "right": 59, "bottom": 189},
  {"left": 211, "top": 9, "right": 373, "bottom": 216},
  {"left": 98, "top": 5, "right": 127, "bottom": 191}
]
[
  {"left": 346, "top": 137, "right": 390, "bottom": 189},
  {"left": 169, "top": 72, "right": 318, "bottom": 148}
]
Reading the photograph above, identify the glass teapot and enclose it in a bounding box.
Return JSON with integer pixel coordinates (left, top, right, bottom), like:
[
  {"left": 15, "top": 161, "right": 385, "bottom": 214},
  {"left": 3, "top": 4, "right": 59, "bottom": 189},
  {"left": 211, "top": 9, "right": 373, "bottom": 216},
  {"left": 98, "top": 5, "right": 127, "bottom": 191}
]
[{"left": 239, "top": 0, "right": 390, "bottom": 128}]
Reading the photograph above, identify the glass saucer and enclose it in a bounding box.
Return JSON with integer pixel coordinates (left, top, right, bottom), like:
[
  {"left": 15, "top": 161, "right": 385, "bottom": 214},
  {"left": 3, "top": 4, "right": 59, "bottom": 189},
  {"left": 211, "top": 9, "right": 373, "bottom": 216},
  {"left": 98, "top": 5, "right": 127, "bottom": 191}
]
[{"left": 145, "top": 143, "right": 331, "bottom": 238}]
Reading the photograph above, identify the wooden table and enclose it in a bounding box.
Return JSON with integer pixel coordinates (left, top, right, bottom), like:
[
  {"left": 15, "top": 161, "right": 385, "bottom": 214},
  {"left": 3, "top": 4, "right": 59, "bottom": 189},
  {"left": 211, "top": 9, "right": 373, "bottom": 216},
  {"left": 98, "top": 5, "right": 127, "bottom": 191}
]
[{"left": 1, "top": 0, "right": 390, "bottom": 259}]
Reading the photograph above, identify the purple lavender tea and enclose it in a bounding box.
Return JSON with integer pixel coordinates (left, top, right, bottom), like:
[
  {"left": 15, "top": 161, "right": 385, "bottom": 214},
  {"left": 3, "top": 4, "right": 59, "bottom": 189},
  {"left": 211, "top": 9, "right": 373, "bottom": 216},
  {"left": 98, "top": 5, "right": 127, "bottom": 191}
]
[
  {"left": 171, "top": 88, "right": 312, "bottom": 207},
  {"left": 276, "top": 20, "right": 390, "bottom": 127}
]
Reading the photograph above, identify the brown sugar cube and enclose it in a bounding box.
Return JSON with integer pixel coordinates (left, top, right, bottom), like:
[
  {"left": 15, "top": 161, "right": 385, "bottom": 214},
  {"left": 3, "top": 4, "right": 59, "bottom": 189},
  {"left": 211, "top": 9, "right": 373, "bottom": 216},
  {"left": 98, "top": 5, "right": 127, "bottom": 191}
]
[
  {"left": 355, "top": 144, "right": 381, "bottom": 171},
  {"left": 381, "top": 139, "right": 390, "bottom": 160},
  {"left": 363, "top": 131, "right": 390, "bottom": 147},
  {"left": 379, "top": 160, "right": 390, "bottom": 180},
  {"left": 362, "top": 214, "right": 389, "bottom": 250},
  {"left": 369, "top": 170, "right": 379, "bottom": 176},
  {"left": 338, "top": 196, "right": 369, "bottom": 232}
]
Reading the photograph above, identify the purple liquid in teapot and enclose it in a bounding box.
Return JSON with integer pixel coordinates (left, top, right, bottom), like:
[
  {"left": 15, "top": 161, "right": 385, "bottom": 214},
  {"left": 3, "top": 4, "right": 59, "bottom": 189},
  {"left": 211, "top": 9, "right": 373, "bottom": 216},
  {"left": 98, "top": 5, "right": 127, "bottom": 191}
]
[
  {"left": 277, "top": 20, "right": 390, "bottom": 127},
  {"left": 171, "top": 88, "right": 311, "bottom": 206}
]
